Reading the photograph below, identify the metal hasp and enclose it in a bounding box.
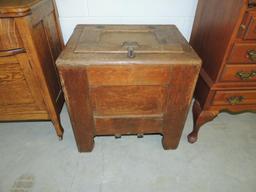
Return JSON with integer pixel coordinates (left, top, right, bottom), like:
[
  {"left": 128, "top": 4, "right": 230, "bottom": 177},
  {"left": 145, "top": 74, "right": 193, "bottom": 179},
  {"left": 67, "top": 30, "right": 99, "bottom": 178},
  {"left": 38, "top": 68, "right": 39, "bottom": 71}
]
[{"left": 122, "top": 41, "right": 139, "bottom": 58}]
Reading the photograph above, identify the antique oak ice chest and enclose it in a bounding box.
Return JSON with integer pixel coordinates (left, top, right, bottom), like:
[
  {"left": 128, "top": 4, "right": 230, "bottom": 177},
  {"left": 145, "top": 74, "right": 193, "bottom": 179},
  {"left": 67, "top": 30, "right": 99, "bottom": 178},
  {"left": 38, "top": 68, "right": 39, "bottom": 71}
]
[{"left": 57, "top": 25, "right": 201, "bottom": 152}]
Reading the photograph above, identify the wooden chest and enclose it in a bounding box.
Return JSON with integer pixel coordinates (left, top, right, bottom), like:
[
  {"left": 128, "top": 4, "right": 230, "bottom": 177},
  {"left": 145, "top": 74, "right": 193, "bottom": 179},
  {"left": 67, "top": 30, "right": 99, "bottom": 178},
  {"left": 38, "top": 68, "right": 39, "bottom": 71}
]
[
  {"left": 57, "top": 25, "right": 201, "bottom": 152},
  {"left": 0, "top": 0, "right": 64, "bottom": 138},
  {"left": 188, "top": 0, "right": 256, "bottom": 143}
]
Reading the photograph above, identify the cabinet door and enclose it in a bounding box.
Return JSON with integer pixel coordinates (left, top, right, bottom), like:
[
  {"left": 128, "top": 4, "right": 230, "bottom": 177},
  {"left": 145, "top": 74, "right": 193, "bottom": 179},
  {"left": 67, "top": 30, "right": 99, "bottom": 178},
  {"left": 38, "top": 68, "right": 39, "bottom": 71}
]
[
  {"left": 29, "top": 1, "right": 63, "bottom": 108},
  {"left": 0, "top": 54, "right": 47, "bottom": 120}
]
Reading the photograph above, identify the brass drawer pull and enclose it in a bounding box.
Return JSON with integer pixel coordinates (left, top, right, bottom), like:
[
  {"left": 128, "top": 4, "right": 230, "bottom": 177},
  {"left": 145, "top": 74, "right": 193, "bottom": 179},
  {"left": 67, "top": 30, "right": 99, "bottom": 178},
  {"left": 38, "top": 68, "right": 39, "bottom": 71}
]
[
  {"left": 227, "top": 96, "right": 244, "bottom": 105},
  {"left": 236, "top": 71, "right": 256, "bottom": 80},
  {"left": 247, "top": 50, "right": 256, "bottom": 61}
]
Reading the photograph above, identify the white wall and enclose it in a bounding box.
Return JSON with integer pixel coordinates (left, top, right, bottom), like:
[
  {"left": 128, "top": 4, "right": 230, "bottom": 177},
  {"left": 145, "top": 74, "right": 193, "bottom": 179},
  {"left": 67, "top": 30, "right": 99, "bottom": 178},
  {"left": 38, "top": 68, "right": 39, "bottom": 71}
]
[{"left": 55, "top": 0, "right": 198, "bottom": 44}]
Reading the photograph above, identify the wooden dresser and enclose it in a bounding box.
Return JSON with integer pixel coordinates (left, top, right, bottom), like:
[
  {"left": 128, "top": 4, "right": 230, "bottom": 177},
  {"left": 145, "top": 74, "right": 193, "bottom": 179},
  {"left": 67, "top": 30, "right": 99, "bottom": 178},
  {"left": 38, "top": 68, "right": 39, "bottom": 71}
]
[
  {"left": 57, "top": 25, "right": 201, "bottom": 152},
  {"left": 0, "top": 0, "right": 65, "bottom": 139},
  {"left": 188, "top": 0, "right": 256, "bottom": 143}
]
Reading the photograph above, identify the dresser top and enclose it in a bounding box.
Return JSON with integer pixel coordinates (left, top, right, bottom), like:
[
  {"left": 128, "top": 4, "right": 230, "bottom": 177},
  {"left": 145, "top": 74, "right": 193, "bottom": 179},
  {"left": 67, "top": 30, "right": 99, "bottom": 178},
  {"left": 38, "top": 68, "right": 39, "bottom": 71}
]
[
  {"left": 0, "top": 0, "right": 43, "bottom": 17},
  {"left": 57, "top": 25, "right": 201, "bottom": 67}
]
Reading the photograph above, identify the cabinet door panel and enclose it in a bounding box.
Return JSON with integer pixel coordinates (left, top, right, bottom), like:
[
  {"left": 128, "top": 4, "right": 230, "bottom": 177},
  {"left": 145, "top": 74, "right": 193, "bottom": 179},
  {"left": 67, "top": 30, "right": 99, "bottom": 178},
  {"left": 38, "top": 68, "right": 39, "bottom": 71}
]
[
  {"left": 91, "top": 86, "right": 167, "bottom": 116},
  {"left": 0, "top": 54, "right": 46, "bottom": 113},
  {"left": 0, "top": 18, "right": 23, "bottom": 51},
  {"left": 43, "top": 12, "right": 62, "bottom": 61},
  {"left": 0, "top": 62, "right": 34, "bottom": 105},
  {"left": 31, "top": 21, "right": 61, "bottom": 102}
]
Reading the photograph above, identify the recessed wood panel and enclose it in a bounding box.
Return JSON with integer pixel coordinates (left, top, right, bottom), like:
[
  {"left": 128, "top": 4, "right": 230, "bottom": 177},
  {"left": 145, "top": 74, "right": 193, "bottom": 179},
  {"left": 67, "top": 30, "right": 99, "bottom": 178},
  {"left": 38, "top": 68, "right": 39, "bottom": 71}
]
[
  {"left": 0, "top": 63, "right": 34, "bottom": 105},
  {"left": 95, "top": 116, "right": 163, "bottom": 135},
  {"left": 43, "top": 12, "right": 62, "bottom": 61},
  {"left": 32, "top": 21, "right": 61, "bottom": 102},
  {"left": 0, "top": 18, "right": 23, "bottom": 51},
  {"left": 91, "top": 86, "right": 168, "bottom": 116},
  {"left": 87, "top": 65, "right": 170, "bottom": 86}
]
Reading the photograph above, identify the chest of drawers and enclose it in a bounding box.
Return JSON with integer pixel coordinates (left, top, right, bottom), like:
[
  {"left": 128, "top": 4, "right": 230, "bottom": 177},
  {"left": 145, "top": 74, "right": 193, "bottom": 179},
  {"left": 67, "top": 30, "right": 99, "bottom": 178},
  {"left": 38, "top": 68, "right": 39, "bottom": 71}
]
[
  {"left": 0, "top": 0, "right": 64, "bottom": 138},
  {"left": 188, "top": 0, "right": 256, "bottom": 143},
  {"left": 57, "top": 25, "right": 201, "bottom": 152}
]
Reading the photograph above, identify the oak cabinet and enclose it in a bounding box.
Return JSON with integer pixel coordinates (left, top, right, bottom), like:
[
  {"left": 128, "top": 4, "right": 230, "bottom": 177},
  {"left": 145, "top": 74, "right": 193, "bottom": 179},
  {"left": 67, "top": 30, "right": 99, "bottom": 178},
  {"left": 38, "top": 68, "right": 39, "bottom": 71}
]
[{"left": 0, "top": 0, "right": 64, "bottom": 138}]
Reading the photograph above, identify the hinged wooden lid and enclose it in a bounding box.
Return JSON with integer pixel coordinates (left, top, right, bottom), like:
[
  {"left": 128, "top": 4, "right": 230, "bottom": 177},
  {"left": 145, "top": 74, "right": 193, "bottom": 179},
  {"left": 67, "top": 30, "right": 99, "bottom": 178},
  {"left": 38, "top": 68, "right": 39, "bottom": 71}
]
[
  {"left": 57, "top": 25, "right": 202, "bottom": 66},
  {"left": 74, "top": 25, "right": 184, "bottom": 58}
]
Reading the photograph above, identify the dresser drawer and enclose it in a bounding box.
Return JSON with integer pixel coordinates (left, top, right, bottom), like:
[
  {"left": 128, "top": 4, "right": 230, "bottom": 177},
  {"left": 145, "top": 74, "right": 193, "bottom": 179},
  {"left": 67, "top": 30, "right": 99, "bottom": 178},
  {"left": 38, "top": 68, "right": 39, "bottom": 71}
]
[
  {"left": 227, "top": 43, "right": 256, "bottom": 64},
  {"left": 238, "top": 11, "right": 256, "bottom": 40},
  {"left": 220, "top": 64, "right": 256, "bottom": 82},
  {"left": 212, "top": 90, "right": 256, "bottom": 106}
]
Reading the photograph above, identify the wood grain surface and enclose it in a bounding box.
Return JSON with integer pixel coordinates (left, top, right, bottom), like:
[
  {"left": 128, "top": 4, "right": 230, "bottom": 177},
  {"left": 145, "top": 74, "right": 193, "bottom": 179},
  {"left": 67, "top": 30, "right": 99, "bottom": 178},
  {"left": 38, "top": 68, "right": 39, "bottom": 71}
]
[
  {"left": 188, "top": 0, "right": 256, "bottom": 144},
  {"left": 58, "top": 25, "right": 201, "bottom": 152},
  {"left": 0, "top": 0, "right": 64, "bottom": 139}
]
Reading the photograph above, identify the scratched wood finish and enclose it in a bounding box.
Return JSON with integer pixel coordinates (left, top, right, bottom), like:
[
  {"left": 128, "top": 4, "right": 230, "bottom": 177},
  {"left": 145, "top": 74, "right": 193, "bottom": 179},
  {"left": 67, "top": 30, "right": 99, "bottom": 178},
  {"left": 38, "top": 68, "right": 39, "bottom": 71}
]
[
  {"left": 57, "top": 25, "right": 201, "bottom": 152},
  {"left": 188, "top": 0, "right": 256, "bottom": 144},
  {"left": 59, "top": 68, "right": 95, "bottom": 152},
  {"left": 0, "top": 0, "right": 64, "bottom": 138},
  {"left": 91, "top": 85, "right": 167, "bottom": 116}
]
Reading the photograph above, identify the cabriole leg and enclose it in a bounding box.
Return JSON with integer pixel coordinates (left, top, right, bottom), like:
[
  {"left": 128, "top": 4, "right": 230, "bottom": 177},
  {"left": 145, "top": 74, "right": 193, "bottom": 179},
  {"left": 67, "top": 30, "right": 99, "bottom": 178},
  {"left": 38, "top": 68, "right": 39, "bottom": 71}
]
[{"left": 188, "top": 100, "right": 219, "bottom": 144}]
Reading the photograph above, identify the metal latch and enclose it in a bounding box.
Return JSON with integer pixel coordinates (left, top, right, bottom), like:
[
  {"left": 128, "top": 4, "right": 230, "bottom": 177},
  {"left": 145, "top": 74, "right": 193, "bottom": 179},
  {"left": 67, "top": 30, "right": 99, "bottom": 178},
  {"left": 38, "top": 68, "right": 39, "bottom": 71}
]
[{"left": 122, "top": 41, "right": 139, "bottom": 58}]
